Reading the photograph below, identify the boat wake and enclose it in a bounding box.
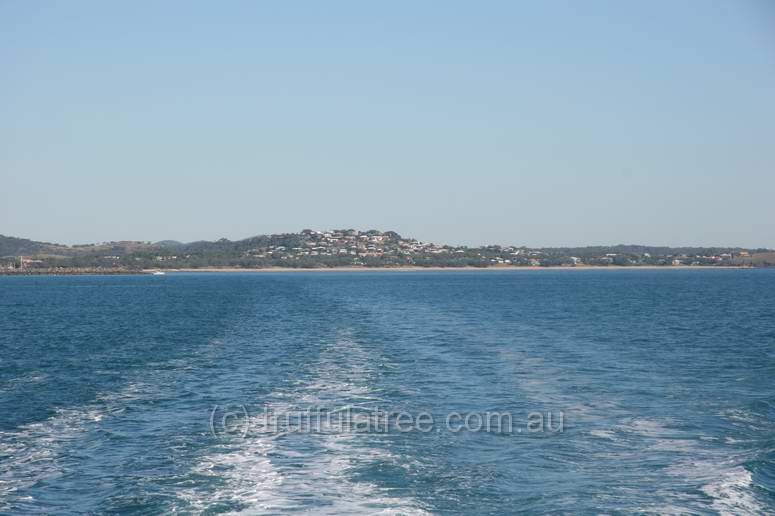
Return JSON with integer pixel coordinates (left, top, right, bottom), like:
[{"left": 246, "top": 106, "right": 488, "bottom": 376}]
[
  {"left": 612, "top": 416, "right": 765, "bottom": 515},
  {"left": 182, "top": 330, "right": 430, "bottom": 514},
  {"left": 0, "top": 383, "right": 146, "bottom": 512}
]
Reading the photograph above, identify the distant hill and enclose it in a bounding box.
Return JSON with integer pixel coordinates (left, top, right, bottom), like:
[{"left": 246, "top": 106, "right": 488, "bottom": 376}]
[
  {"left": 0, "top": 235, "right": 68, "bottom": 256},
  {"left": 153, "top": 240, "right": 184, "bottom": 247},
  {"left": 1, "top": 230, "right": 772, "bottom": 269},
  {"left": 0, "top": 235, "right": 161, "bottom": 258}
]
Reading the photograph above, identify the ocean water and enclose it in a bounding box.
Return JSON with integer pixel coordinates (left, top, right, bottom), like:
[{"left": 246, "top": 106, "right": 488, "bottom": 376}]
[{"left": 1, "top": 270, "right": 774, "bottom": 514}]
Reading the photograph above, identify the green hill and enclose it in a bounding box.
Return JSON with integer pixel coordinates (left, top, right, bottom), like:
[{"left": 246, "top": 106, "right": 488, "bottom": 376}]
[{"left": 0, "top": 235, "right": 68, "bottom": 256}]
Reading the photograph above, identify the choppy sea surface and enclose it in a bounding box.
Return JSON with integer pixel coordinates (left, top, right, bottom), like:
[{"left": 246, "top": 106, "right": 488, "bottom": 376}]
[{"left": 1, "top": 270, "right": 774, "bottom": 514}]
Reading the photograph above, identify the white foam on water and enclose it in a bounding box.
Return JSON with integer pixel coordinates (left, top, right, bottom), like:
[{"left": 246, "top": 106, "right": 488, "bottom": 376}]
[
  {"left": 700, "top": 466, "right": 762, "bottom": 516},
  {"left": 616, "top": 417, "right": 673, "bottom": 438},
  {"left": 615, "top": 416, "right": 765, "bottom": 515},
  {"left": 588, "top": 429, "right": 616, "bottom": 440},
  {"left": 184, "top": 330, "right": 430, "bottom": 514},
  {"left": 181, "top": 437, "right": 290, "bottom": 513},
  {"left": 0, "top": 382, "right": 145, "bottom": 510},
  {"left": 3, "top": 372, "right": 48, "bottom": 392},
  {"left": 666, "top": 457, "right": 763, "bottom": 515}
]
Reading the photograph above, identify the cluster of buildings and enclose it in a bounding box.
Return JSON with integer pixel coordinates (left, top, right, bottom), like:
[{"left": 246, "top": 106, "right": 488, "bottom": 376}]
[
  {"left": 242, "top": 229, "right": 451, "bottom": 262},
  {"left": 232, "top": 230, "right": 755, "bottom": 267},
  {"left": 0, "top": 256, "right": 43, "bottom": 270},
  {"left": 1, "top": 229, "right": 762, "bottom": 270}
]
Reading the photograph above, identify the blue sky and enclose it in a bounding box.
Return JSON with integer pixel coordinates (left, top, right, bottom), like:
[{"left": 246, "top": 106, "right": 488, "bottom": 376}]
[{"left": 2, "top": 1, "right": 774, "bottom": 247}]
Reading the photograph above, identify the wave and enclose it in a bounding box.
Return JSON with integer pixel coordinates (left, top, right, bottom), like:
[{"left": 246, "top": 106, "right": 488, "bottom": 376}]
[{"left": 701, "top": 466, "right": 762, "bottom": 516}]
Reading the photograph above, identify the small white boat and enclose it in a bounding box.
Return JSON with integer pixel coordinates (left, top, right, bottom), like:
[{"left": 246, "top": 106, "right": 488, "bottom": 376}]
[{"left": 152, "top": 271, "right": 166, "bottom": 276}]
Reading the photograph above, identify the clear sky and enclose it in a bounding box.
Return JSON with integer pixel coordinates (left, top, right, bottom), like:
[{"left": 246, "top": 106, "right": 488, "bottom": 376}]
[{"left": 2, "top": 1, "right": 774, "bottom": 247}]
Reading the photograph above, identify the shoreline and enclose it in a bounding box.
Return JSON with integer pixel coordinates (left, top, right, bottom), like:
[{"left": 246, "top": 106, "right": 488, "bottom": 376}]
[
  {"left": 0, "top": 265, "right": 757, "bottom": 277},
  {"left": 143, "top": 265, "right": 753, "bottom": 273}
]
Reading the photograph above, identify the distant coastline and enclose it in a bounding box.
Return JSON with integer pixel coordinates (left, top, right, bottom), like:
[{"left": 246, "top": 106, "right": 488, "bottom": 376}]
[
  {"left": 0, "top": 265, "right": 755, "bottom": 276},
  {"left": 0, "top": 268, "right": 145, "bottom": 276},
  {"left": 2, "top": 229, "right": 773, "bottom": 273},
  {"left": 143, "top": 265, "right": 752, "bottom": 273}
]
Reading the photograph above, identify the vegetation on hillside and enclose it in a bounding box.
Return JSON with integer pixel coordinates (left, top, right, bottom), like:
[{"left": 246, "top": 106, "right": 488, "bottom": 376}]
[{"left": 1, "top": 231, "right": 772, "bottom": 270}]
